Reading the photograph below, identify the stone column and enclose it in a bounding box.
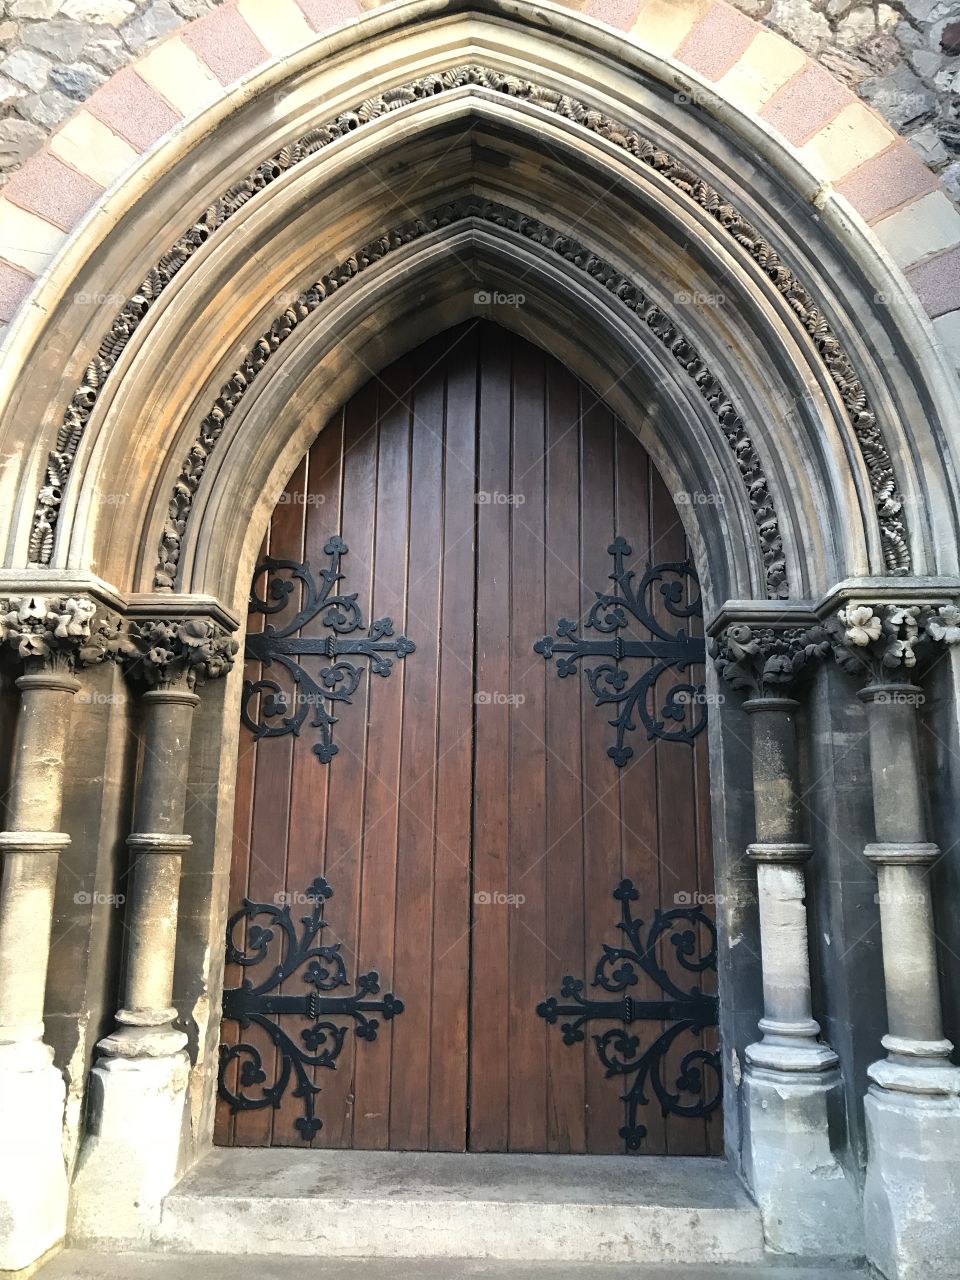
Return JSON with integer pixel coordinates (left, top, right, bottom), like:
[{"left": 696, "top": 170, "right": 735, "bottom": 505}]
[
  {"left": 714, "top": 622, "right": 860, "bottom": 1258},
  {"left": 833, "top": 603, "right": 960, "bottom": 1280},
  {"left": 72, "top": 615, "right": 237, "bottom": 1240},
  {"left": 0, "top": 596, "right": 114, "bottom": 1271}
]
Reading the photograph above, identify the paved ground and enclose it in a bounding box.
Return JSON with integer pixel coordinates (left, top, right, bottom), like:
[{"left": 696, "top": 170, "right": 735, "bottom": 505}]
[{"left": 35, "top": 1252, "right": 874, "bottom": 1279}]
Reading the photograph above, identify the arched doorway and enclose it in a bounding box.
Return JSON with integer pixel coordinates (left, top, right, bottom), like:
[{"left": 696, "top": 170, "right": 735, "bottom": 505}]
[{"left": 214, "top": 322, "right": 720, "bottom": 1155}]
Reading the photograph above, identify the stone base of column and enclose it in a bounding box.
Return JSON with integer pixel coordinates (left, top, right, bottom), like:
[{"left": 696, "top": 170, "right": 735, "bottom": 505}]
[
  {"left": 742, "top": 1061, "right": 862, "bottom": 1259},
  {"left": 864, "top": 1079, "right": 960, "bottom": 1279},
  {"left": 0, "top": 1048, "right": 68, "bottom": 1270},
  {"left": 71, "top": 1052, "right": 190, "bottom": 1243}
]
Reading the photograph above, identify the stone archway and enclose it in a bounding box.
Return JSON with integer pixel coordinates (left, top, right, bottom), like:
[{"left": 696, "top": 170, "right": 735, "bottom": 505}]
[{"left": 0, "top": 3, "right": 958, "bottom": 1277}]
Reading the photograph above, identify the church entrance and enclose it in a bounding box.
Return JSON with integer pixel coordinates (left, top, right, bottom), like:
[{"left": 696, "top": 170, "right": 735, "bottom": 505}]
[{"left": 215, "top": 322, "right": 719, "bottom": 1156}]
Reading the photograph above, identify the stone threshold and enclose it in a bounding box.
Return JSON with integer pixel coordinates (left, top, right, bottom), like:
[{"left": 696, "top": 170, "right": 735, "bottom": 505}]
[
  {"left": 153, "top": 1149, "right": 766, "bottom": 1265},
  {"left": 33, "top": 1250, "right": 875, "bottom": 1279}
]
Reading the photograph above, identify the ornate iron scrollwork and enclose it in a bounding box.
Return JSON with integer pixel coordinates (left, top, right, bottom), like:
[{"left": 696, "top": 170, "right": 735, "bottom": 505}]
[
  {"left": 241, "top": 537, "right": 415, "bottom": 763},
  {"left": 534, "top": 537, "right": 706, "bottom": 766},
  {"left": 537, "top": 878, "right": 720, "bottom": 1151},
  {"left": 218, "top": 875, "right": 404, "bottom": 1140}
]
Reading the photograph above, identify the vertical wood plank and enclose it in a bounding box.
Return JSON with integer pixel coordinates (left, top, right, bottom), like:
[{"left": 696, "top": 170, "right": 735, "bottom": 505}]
[
  {"left": 507, "top": 338, "right": 548, "bottom": 1151},
  {"left": 578, "top": 393, "right": 628, "bottom": 1154},
  {"left": 231, "top": 457, "right": 307, "bottom": 1146},
  {"left": 351, "top": 358, "right": 412, "bottom": 1150},
  {"left": 313, "top": 383, "right": 379, "bottom": 1149},
  {"left": 650, "top": 465, "right": 706, "bottom": 1156},
  {"left": 271, "top": 411, "right": 343, "bottom": 1146},
  {"left": 389, "top": 337, "right": 446, "bottom": 1150},
  {"left": 543, "top": 361, "right": 587, "bottom": 1154},
  {"left": 429, "top": 326, "right": 478, "bottom": 1152},
  {"left": 469, "top": 323, "right": 513, "bottom": 1152},
  {"left": 613, "top": 419, "right": 668, "bottom": 1155}
]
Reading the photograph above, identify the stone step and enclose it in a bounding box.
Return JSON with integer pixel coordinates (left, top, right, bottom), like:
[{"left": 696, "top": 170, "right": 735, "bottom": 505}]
[{"left": 158, "top": 1149, "right": 765, "bottom": 1265}]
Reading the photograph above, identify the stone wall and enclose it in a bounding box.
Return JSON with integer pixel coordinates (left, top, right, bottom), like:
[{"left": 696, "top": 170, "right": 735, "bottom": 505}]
[
  {"left": 0, "top": 0, "right": 958, "bottom": 203},
  {"left": 0, "top": 0, "right": 221, "bottom": 183},
  {"left": 728, "top": 0, "right": 960, "bottom": 200}
]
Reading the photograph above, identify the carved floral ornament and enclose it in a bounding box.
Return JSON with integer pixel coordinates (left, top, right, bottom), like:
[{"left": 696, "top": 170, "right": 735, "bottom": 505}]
[
  {"left": 0, "top": 594, "right": 237, "bottom": 687},
  {"left": 713, "top": 602, "right": 960, "bottom": 695},
  {"left": 26, "top": 63, "right": 907, "bottom": 590}
]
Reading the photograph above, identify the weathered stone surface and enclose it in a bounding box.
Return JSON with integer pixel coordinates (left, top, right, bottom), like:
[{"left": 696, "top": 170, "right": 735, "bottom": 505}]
[
  {"left": 0, "top": 71, "right": 26, "bottom": 104},
  {"left": 79, "top": 28, "right": 124, "bottom": 69},
  {"left": 0, "top": 112, "right": 43, "bottom": 162},
  {"left": 22, "top": 15, "right": 94, "bottom": 59},
  {"left": 860, "top": 64, "right": 939, "bottom": 129},
  {"left": 9, "top": 0, "right": 62, "bottom": 17},
  {"left": 19, "top": 84, "right": 73, "bottom": 126},
  {"left": 49, "top": 56, "right": 104, "bottom": 96},
  {"left": 742, "top": 1068, "right": 862, "bottom": 1258},
  {"left": 119, "top": 0, "right": 179, "bottom": 50},
  {"left": 767, "top": 0, "right": 830, "bottom": 54},
  {"left": 170, "top": 0, "right": 217, "bottom": 16},
  {"left": 942, "top": 159, "right": 960, "bottom": 201},
  {"left": 0, "top": 46, "right": 52, "bottom": 90},
  {"left": 61, "top": 0, "right": 135, "bottom": 20},
  {"left": 911, "top": 123, "right": 951, "bottom": 165}
]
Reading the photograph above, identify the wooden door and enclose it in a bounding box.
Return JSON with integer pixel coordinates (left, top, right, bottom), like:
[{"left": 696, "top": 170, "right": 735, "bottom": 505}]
[{"left": 215, "top": 322, "right": 720, "bottom": 1156}]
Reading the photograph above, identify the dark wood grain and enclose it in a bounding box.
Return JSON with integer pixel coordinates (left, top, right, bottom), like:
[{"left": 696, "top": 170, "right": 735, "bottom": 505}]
[{"left": 217, "top": 323, "right": 719, "bottom": 1158}]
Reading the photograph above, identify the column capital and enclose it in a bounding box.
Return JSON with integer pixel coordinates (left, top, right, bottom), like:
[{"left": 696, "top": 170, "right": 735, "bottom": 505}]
[
  {"left": 0, "top": 594, "right": 120, "bottom": 675},
  {"left": 711, "top": 621, "right": 830, "bottom": 698},
  {"left": 828, "top": 600, "right": 960, "bottom": 685},
  {"left": 113, "top": 614, "right": 238, "bottom": 691}
]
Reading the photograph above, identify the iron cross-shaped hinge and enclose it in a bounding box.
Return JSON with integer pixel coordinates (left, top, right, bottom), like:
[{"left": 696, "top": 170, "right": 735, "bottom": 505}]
[
  {"left": 534, "top": 537, "right": 707, "bottom": 766},
  {"left": 241, "top": 537, "right": 416, "bottom": 764},
  {"left": 537, "top": 877, "right": 720, "bottom": 1151},
  {"left": 218, "top": 874, "right": 404, "bottom": 1141}
]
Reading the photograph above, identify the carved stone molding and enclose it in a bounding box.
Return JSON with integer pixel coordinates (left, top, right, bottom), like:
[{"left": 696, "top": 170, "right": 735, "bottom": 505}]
[
  {"left": 113, "top": 615, "right": 238, "bottom": 690},
  {"left": 0, "top": 595, "right": 119, "bottom": 671},
  {"left": 829, "top": 601, "right": 960, "bottom": 683},
  {"left": 154, "top": 196, "right": 788, "bottom": 598},
  {"left": 26, "top": 63, "right": 907, "bottom": 585},
  {"left": 712, "top": 621, "right": 830, "bottom": 698}
]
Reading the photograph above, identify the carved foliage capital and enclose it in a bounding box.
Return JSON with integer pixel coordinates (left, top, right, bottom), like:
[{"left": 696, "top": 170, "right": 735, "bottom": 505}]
[
  {"left": 829, "top": 602, "right": 960, "bottom": 682},
  {"left": 0, "top": 594, "right": 121, "bottom": 671},
  {"left": 115, "top": 615, "right": 239, "bottom": 690},
  {"left": 711, "top": 622, "right": 830, "bottom": 698}
]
